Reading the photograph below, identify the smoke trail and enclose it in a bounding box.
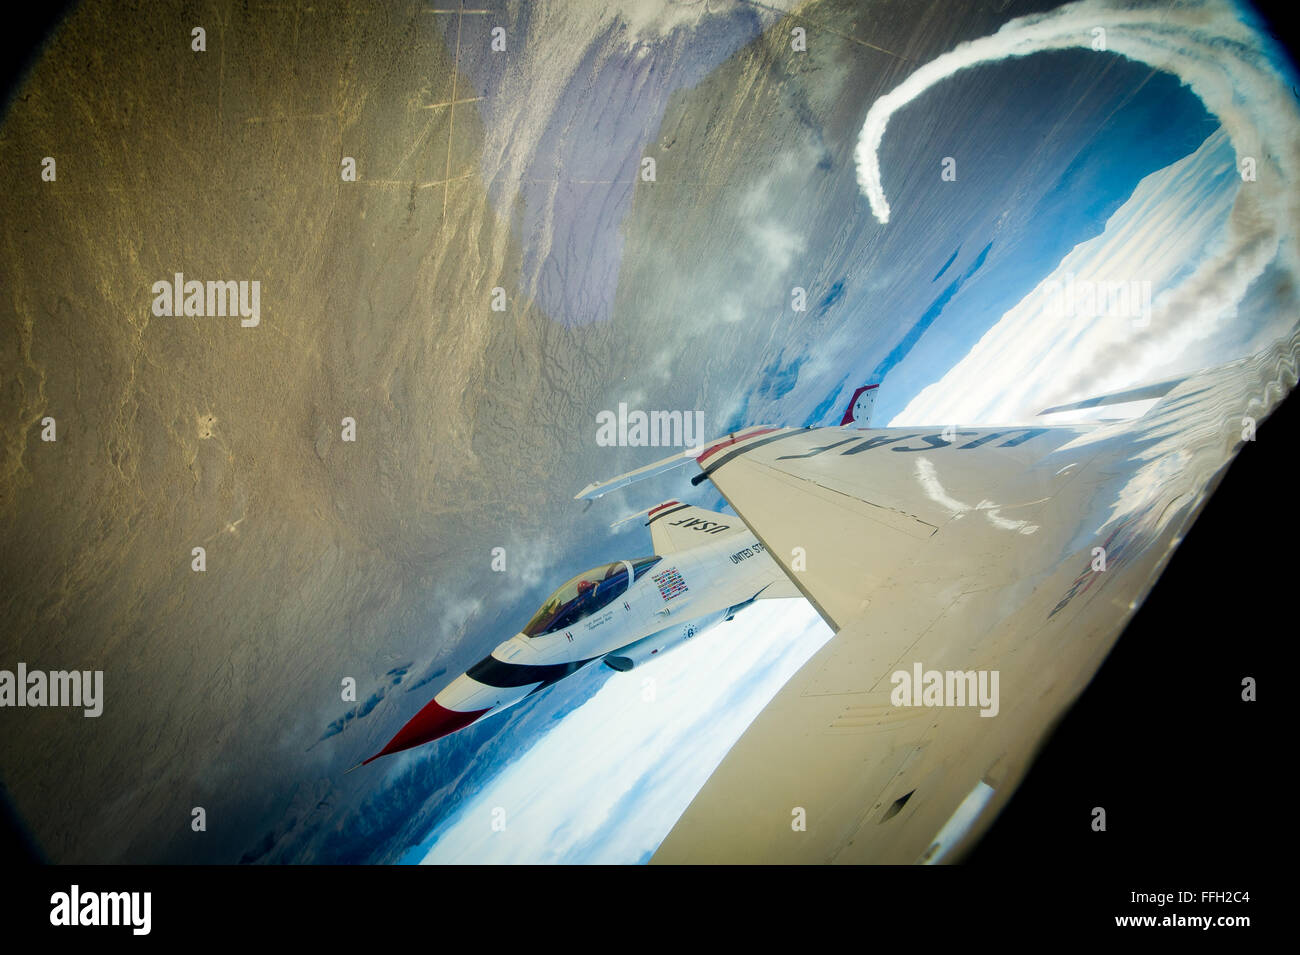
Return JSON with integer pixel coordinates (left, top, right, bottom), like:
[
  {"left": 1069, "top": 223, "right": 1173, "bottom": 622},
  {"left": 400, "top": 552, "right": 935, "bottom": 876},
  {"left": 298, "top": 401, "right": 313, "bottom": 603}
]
[
  {"left": 857, "top": 0, "right": 1294, "bottom": 226},
  {"left": 859, "top": 0, "right": 1300, "bottom": 411}
]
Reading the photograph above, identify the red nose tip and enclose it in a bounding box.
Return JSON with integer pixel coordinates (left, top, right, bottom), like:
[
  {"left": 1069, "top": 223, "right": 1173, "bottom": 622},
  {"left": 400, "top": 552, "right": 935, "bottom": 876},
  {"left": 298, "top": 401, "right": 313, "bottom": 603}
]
[{"left": 361, "top": 699, "right": 490, "bottom": 765}]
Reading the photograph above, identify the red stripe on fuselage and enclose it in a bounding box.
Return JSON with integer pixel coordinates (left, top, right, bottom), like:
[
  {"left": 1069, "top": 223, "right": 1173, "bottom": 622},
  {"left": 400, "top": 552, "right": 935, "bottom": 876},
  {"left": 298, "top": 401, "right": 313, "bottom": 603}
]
[{"left": 696, "top": 427, "right": 779, "bottom": 466}]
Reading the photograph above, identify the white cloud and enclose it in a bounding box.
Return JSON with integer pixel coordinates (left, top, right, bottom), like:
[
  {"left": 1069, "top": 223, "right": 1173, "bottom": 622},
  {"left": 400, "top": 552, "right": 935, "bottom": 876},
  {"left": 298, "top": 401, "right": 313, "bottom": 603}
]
[
  {"left": 416, "top": 598, "right": 830, "bottom": 864},
  {"left": 749, "top": 221, "right": 806, "bottom": 273},
  {"left": 615, "top": 0, "right": 794, "bottom": 43},
  {"left": 861, "top": 0, "right": 1300, "bottom": 420},
  {"left": 890, "top": 127, "right": 1285, "bottom": 425}
]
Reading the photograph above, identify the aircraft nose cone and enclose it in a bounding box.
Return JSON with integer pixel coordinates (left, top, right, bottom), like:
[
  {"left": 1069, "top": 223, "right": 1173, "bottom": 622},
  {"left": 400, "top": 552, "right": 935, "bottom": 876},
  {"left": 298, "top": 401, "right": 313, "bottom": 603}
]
[{"left": 361, "top": 699, "right": 489, "bottom": 765}]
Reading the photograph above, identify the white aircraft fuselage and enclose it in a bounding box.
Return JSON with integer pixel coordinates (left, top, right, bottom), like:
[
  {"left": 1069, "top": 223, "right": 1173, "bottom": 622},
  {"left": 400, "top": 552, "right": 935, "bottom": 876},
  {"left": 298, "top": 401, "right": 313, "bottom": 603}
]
[{"left": 360, "top": 515, "right": 795, "bottom": 766}]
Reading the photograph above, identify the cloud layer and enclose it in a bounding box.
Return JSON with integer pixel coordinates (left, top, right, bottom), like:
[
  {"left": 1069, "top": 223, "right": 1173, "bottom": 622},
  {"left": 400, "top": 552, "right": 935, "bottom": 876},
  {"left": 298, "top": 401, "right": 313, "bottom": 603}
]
[
  {"left": 861, "top": 0, "right": 1300, "bottom": 422},
  {"left": 414, "top": 599, "right": 830, "bottom": 864}
]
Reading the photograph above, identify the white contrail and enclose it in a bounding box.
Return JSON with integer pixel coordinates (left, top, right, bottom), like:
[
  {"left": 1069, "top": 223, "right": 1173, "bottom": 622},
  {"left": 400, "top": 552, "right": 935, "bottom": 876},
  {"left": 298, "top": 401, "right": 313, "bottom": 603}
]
[
  {"left": 856, "top": 0, "right": 1294, "bottom": 227},
  {"left": 860, "top": 0, "right": 1300, "bottom": 413}
]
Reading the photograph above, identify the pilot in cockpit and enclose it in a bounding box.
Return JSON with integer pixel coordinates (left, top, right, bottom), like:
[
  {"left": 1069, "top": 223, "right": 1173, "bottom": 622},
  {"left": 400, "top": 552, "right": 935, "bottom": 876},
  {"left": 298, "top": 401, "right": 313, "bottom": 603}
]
[
  {"left": 571, "top": 578, "right": 598, "bottom": 613},
  {"left": 524, "top": 559, "right": 658, "bottom": 637}
]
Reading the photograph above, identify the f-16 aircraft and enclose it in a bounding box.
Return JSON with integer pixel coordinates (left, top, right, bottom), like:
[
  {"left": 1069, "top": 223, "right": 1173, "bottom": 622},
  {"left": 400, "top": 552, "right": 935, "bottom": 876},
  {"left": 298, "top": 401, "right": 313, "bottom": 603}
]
[
  {"left": 355, "top": 383, "right": 890, "bottom": 769},
  {"left": 355, "top": 389, "right": 894, "bottom": 769},
  {"left": 563, "top": 331, "right": 1296, "bottom": 864},
  {"left": 354, "top": 491, "right": 810, "bottom": 768}
]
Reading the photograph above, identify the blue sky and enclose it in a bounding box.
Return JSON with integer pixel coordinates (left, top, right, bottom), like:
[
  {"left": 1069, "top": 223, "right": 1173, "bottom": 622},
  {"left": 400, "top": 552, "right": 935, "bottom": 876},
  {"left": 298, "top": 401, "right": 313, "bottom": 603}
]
[{"left": 404, "top": 598, "right": 829, "bottom": 864}]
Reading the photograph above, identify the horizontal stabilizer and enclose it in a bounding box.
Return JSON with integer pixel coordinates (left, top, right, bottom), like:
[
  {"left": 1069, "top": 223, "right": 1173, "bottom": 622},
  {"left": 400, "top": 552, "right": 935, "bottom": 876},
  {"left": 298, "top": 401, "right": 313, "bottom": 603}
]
[{"left": 608, "top": 505, "right": 657, "bottom": 531}]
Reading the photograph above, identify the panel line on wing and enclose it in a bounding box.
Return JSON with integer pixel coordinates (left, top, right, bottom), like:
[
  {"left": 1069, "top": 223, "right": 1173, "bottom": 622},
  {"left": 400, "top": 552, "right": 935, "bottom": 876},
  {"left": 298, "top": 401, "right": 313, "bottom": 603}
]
[{"left": 693, "top": 428, "right": 809, "bottom": 481}]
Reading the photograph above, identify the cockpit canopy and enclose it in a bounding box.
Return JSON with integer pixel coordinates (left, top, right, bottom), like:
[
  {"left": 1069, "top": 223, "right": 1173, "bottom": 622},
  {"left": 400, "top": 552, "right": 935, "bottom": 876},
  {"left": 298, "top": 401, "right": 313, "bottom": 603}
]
[{"left": 522, "top": 556, "right": 661, "bottom": 637}]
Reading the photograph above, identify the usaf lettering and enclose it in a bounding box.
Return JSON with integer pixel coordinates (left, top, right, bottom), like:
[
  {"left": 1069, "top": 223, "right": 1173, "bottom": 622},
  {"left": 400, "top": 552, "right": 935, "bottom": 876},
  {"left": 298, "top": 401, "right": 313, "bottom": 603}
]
[{"left": 668, "top": 517, "right": 731, "bottom": 534}]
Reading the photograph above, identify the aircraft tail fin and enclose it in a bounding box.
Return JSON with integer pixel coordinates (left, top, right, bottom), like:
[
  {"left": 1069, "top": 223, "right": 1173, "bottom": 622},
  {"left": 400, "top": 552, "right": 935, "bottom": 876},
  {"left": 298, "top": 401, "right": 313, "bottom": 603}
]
[
  {"left": 646, "top": 500, "right": 747, "bottom": 554},
  {"left": 840, "top": 383, "right": 881, "bottom": 426}
]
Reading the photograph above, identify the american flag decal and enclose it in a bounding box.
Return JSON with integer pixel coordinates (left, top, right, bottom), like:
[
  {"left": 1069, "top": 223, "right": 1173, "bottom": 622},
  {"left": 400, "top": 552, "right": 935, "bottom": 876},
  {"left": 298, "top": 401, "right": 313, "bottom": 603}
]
[{"left": 653, "top": 567, "right": 688, "bottom": 602}]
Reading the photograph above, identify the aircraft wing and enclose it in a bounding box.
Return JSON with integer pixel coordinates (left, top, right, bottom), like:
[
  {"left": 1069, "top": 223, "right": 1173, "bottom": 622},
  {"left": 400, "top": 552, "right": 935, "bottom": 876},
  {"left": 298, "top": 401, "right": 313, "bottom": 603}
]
[
  {"left": 650, "top": 335, "right": 1296, "bottom": 863},
  {"left": 682, "top": 423, "right": 1098, "bottom": 631}
]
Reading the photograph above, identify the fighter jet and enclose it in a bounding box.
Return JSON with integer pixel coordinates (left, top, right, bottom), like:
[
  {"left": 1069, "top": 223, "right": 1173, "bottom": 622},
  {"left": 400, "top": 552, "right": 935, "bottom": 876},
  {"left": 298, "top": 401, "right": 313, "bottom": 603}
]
[
  {"left": 353, "top": 378, "right": 945, "bottom": 770},
  {"left": 355, "top": 385, "right": 894, "bottom": 768},
  {"left": 353, "top": 482, "right": 820, "bottom": 768}
]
